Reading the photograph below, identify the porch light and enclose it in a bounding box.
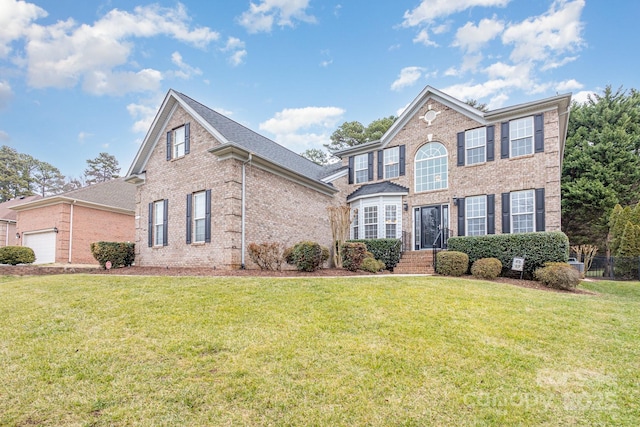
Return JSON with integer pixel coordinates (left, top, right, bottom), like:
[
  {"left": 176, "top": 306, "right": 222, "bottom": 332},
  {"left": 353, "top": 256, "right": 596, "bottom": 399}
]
[
  {"left": 15, "top": 232, "right": 20, "bottom": 239},
  {"left": 403, "top": 202, "right": 408, "bottom": 211},
  {"left": 53, "top": 227, "right": 58, "bottom": 233}
]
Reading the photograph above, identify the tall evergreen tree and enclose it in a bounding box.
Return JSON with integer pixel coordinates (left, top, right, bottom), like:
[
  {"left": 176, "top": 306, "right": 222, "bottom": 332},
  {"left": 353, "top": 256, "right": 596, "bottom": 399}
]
[
  {"left": 84, "top": 152, "right": 120, "bottom": 185},
  {"left": 0, "top": 145, "right": 31, "bottom": 202},
  {"left": 33, "top": 161, "right": 65, "bottom": 197},
  {"left": 324, "top": 116, "right": 397, "bottom": 154}
]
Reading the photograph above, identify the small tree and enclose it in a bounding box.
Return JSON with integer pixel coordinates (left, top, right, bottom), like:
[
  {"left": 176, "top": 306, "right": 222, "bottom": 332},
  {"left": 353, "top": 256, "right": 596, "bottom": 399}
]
[{"left": 327, "top": 205, "right": 352, "bottom": 268}]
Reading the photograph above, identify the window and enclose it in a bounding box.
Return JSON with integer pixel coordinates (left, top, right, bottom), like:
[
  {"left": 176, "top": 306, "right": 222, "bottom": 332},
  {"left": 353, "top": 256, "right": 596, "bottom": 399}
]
[
  {"left": 511, "top": 190, "right": 534, "bottom": 233},
  {"left": 384, "top": 147, "right": 399, "bottom": 178},
  {"left": 415, "top": 142, "right": 448, "bottom": 192},
  {"left": 364, "top": 206, "right": 378, "bottom": 239},
  {"left": 466, "top": 196, "right": 486, "bottom": 236},
  {"left": 385, "top": 205, "right": 397, "bottom": 238},
  {"left": 465, "top": 128, "right": 486, "bottom": 165},
  {"left": 154, "top": 200, "right": 165, "bottom": 246},
  {"left": 355, "top": 154, "right": 368, "bottom": 184},
  {"left": 510, "top": 117, "right": 534, "bottom": 157},
  {"left": 173, "top": 126, "right": 186, "bottom": 158},
  {"left": 193, "top": 191, "right": 206, "bottom": 243}
]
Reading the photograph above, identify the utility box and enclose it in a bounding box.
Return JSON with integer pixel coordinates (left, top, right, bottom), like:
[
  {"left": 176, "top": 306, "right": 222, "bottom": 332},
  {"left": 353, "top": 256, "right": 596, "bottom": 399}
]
[{"left": 567, "top": 258, "right": 585, "bottom": 274}]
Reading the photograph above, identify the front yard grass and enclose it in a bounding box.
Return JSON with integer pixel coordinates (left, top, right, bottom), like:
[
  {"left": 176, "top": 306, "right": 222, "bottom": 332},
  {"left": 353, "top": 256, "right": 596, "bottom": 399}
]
[{"left": 0, "top": 274, "right": 638, "bottom": 426}]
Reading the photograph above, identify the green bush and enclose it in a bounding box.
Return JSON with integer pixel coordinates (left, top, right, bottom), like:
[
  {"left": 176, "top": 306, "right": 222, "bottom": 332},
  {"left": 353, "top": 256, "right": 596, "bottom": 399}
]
[
  {"left": 534, "top": 263, "right": 582, "bottom": 290},
  {"left": 346, "top": 239, "right": 401, "bottom": 270},
  {"left": 360, "top": 256, "right": 385, "bottom": 273},
  {"left": 341, "top": 242, "right": 368, "bottom": 272},
  {"left": 471, "top": 258, "right": 502, "bottom": 280},
  {"left": 285, "top": 241, "right": 325, "bottom": 272},
  {"left": 447, "top": 231, "right": 569, "bottom": 279},
  {"left": 90, "top": 242, "right": 135, "bottom": 269},
  {"left": 0, "top": 246, "right": 36, "bottom": 265},
  {"left": 435, "top": 251, "right": 469, "bottom": 276}
]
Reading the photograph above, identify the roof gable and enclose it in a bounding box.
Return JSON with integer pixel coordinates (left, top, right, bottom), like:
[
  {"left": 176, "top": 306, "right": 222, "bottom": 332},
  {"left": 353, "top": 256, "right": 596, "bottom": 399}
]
[{"left": 0, "top": 195, "right": 41, "bottom": 221}]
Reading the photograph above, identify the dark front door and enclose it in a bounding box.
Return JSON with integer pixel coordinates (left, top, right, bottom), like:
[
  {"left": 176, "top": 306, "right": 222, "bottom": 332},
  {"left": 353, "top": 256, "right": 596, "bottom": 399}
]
[{"left": 415, "top": 205, "right": 449, "bottom": 250}]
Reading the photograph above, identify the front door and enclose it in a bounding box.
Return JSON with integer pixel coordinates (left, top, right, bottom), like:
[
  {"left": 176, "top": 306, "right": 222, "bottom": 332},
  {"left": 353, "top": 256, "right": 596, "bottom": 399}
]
[{"left": 414, "top": 205, "right": 449, "bottom": 250}]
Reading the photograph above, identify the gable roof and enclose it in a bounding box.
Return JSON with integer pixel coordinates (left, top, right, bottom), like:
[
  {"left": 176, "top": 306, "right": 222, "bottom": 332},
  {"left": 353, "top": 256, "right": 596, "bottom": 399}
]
[
  {"left": 0, "top": 195, "right": 41, "bottom": 221},
  {"left": 126, "top": 90, "right": 337, "bottom": 194},
  {"left": 346, "top": 181, "right": 409, "bottom": 202},
  {"left": 10, "top": 179, "right": 135, "bottom": 214}
]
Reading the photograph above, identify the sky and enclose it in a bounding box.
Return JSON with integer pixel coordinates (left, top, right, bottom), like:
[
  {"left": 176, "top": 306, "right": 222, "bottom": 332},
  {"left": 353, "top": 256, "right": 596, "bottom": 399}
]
[{"left": 1, "top": 0, "right": 639, "bottom": 180}]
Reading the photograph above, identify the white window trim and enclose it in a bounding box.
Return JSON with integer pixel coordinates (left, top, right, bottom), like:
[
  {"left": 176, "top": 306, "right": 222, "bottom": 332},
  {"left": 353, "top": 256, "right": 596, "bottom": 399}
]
[
  {"left": 509, "top": 116, "right": 534, "bottom": 158},
  {"left": 465, "top": 195, "right": 487, "bottom": 236},
  {"left": 193, "top": 191, "right": 206, "bottom": 243},
  {"left": 354, "top": 153, "right": 368, "bottom": 184},
  {"left": 384, "top": 147, "right": 400, "bottom": 179},
  {"left": 510, "top": 190, "right": 535, "bottom": 234},
  {"left": 153, "top": 200, "right": 164, "bottom": 246},
  {"left": 415, "top": 143, "right": 448, "bottom": 193},
  {"left": 350, "top": 196, "right": 402, "bottom": 240},
  {"left": 465, "top": 128, "right": 486, "bottom": 165},
  {"left": 173, "top": 126, "right": 186, "bottom": 159}
]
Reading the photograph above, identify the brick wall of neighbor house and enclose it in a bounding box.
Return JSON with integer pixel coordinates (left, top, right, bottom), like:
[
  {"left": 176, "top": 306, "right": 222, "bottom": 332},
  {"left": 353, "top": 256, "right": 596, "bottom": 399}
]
[
  {"left": 0, "top": 222, "right": 19, "bottom": 247},
  {"left": 16, "top": 204, "right": 66, "bottom": 262},
  {"left": 341, "top": 99, "right": 563, "bottom": 236}
]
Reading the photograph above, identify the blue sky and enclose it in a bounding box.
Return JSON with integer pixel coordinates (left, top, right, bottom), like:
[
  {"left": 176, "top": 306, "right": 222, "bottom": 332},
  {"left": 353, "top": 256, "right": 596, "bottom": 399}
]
[{"left": 1, "top": 0, "right": 638, "bottom": 179}]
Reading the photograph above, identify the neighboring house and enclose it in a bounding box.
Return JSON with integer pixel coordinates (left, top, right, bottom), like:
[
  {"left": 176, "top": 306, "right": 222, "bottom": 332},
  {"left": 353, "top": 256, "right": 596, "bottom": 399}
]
[
  {"left": 125, "top": 86, "right": 570, "bottom": 269},
  {"left": 11, "top": 179, "right": 136, "bottom": 264},
  {"left": 0, "top": 196, "right": 41, "bottom": 247}
]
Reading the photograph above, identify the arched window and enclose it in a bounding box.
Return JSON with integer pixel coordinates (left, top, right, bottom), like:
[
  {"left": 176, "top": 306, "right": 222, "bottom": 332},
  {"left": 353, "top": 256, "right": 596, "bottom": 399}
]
[{"left": 415, "top": 142, "right": 448, "bottom": 192}]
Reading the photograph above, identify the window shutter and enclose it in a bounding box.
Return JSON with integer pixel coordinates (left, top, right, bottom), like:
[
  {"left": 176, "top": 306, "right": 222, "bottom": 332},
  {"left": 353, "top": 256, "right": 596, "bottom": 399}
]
[
  {"left": 166, "top": 131, "right": 172, "bottom": 161},
  {"left": 535, "top": 188, "right": 545, "bottom": 231},
  {"left": 148, "top": 202, "right": 153, "bottom": 247},
  {"left": 377, "top": 150, "right": 383, "bottom": 179},
  {"left": 502, "top": 193, "right": 510, "bottom": 233},
  {"left": 348, "top": 156, "right": 354, "bottom": 184},
  {"left": 487, "top": 194, "right": 495, "bottom": 234},
  {"left": 486, "top": 125, "right": 495, "bottom": 162},
  {"left": 367, "top": 152, "right": 374, "bottom": 181},
  {"left": 457, "top": 198, "right": 465, "bottom": 236},
  {"left": 184, "top": 122, "right": 191, "bottom": 154},
  {"left": 501, "top": 122, "right": 510, "bottom": 159},
  {"left": 205, "top": 189, "right": 212, "bottom": 243},
  {"left": 457, "top": 132, "right": 465, "bottom": 166},
  {"left": 534, "top": 114, "right": 544, "bottom": 153},
  {"left": 399, "top": 145, "right": 406, "bottom": 176},
  {"left": 186, "top": 194, "right": 192, "bottom": 244},
  {"left": 162, "top": 199, "right": 169, "bottom": 246}
]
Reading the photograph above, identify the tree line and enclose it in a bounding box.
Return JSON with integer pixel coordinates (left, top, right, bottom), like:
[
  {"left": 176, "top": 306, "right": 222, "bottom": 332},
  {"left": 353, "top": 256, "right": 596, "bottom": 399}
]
[{"left": 0, "top": 146, "right": 121, "bottom": 202}]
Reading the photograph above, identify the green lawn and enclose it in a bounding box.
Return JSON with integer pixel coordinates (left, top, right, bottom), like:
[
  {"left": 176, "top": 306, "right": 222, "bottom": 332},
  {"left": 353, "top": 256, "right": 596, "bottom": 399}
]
[{"left": 0, "top": 274, "right": 638, "bottom": 426}]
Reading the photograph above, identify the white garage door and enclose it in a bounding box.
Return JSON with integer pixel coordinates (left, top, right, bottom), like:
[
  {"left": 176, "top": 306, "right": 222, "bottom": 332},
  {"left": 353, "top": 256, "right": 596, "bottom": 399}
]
[{"left": 23, "top": 231, "right": 57, "bottom": 264}]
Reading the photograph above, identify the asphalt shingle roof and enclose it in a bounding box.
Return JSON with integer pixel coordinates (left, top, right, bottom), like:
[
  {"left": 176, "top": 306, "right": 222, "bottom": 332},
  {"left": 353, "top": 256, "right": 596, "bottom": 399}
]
[
  {"left": 346, "top": 181, "right": 409, "bottom": 202},
  {"left": 53, "top": 178, "right": 136, "bottom": 211},
  {"left": 0, "top": 195, "right": 41, "bottom": 221}
]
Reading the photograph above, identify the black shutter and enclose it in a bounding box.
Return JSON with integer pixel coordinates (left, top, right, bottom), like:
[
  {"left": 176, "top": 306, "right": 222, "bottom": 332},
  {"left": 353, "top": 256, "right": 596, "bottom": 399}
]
[
  {"left": 205, "top": 189, "right": 212, "bottom": 243},
  {"left": 487, "top": 194, "right": 495, "bottom": 234},
  {"left": 534, "top": 114, "right": 544, "bottom": 153},
  {"left": 501, "top": 122, "right": 510, "bottom": 159},
  {"left": 148, "top": 202, "right": 153, "bottom": 247},
  {"left": 348, "top": 156, "right": 354, "bottom": 184},
  {"left": 457, "top": 132, "right": 465, "bottom": 166},
  {"left": 184, "top": 122, "right": 191, "bottom": 154},
  {"left": 457, "top": 198, "right": 465, "bottom": 236},
  {"left": 162, "top": 199, "right": 169, "bottom": 246},
  {"left": 186, "top": 194, "right": 192, "bottom": 244},
  {"left": 486, "top": 125, "right": 495, "bottom": 162},
  {"left": 535, "top": 188, "right": 545, "bottom": 231},
  {"left": 502, "top": 193, "right": 510, "bottom": 234},
  {"left": 399, "top": 145, "right": 406, "bottom": 176},
  {"left": 377, "top": 150, "right": 383, "bottom": 179},
  {"left": 367, "top": 152, "right": 374, "bottom": 181},
  {"left": 166, "top": 131, "right": 172, "bottom": 161}
]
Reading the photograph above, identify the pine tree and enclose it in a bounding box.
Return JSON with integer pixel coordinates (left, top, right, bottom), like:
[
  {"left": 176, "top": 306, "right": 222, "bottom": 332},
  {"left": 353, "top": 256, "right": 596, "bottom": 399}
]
[{"left": 84, "top": 152, "right": 120, "bottom": 185}]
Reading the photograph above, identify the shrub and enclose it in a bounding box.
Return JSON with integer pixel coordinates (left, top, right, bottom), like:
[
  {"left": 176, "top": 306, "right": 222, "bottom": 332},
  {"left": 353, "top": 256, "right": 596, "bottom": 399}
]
[
  {"left": 534, "top": 263, "right": 582, "bottom": 290},
  {"left": 347, "top": 239, "right": 401, "bottom": 270},
  {"left": 360, "top": 256, "right": 385, "bottom": 273},
  {"left": 90, "top": 242, "right": 135, "bottom": 269},
  {"left": 0, "top": 246, "right": 36, "bottom": 265},
  {"left": 471, "top": 258, "right": 502, "bottom": 280},
  {"left": 248, "top": 242, "right": 286, "bottom": 270},
  {"left": 341, "top": 242, "right": 368, "bottom": 272},
  {"left": 285, "top": 241, "right": 325, "bottom": 272},
  {"left": 436, "top": 251, "right": 469, "bottom": 276},
  {"left": 447, "top": 231, "right": 569, "bottom": 279}
]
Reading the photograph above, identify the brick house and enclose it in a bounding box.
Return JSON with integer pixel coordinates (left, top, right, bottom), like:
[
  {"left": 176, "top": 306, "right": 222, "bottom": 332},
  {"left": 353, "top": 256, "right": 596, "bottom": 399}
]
[
  {"left": 0, "top": 195, "right": 41, "bottom": 247},
  {"left": 12, "top": 179, "right": 135, "bottom": 264},
  {"left": 125, "top": 86, "right": 570, "bottom": 270}
]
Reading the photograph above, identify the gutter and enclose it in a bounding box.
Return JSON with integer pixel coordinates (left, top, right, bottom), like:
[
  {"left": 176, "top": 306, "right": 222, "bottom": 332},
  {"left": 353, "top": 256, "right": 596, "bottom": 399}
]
[{"left": 68, "top": 200, "right": 76, "bottom": 263}]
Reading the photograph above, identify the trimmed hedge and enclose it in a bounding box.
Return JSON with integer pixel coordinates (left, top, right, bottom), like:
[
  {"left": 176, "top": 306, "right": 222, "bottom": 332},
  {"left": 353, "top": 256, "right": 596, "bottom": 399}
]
[
  {"left": 447, "top": 231, "right": 569, "bottom": 279},
  {"left": 471, "top": 258, "right": 502, "bottom": 280},
  {"left": 435, "top": 251, "right": 469, "bottom": 276},
  {"left": 534, "top": 262, "right": 582, "bottom": 290},
  {"left": 90, "top": 242, "right": 135, "bottom": 269},
  {"left": 285, "top": 241, "right": 328, "bottom": 272},
  {"left": 361, "top": 257, "right": 385, "bottom": 273},
  {"left": 347, "top": 238, "right": 401, "bottom": 270},
  {"left": 0, "top": 246, "right": 36, "bottom": 265}
]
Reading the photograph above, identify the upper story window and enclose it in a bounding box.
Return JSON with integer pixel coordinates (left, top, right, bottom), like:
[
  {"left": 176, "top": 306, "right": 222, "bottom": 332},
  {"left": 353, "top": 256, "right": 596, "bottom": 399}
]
[
  {"left": 384, "top": 147, "right": 399, "bottom": 179},
  {"left": 465, "top": 128, "right": 486, "bottom": 165},
  {"left": 466, "top": 195, "right": 486, "bottom": 236},
  {"left": 173, "top": 126, "right": 186, "bottom": 158},
  {"left": 415, "top": 142, "right": 448, "bottom": 192},
  {"left": 166, "top": 123, "right": 190, "bottom": 161},
  {"left": 511, "top": 190, "right": 535, "bottom": 233},
  {"left": 510, "top": 117, "right": 534, "bottom": 157},
  {"left": 354, "top": 154, "right": 368, "bottom": 184}
]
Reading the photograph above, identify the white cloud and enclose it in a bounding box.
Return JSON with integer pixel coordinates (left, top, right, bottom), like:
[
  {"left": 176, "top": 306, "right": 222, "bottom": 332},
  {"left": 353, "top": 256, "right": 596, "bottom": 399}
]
[
  {"left": 238, "top": 0, "right": 316, "bottom": 34},
  {"left": 22, "top": 3, "right": 218, "bottom": 95},
  {"left": 0, "top": 0, "right": 47, "bottom": 58},
  {"left": 171, "top": 51, "right": 202, "bottom": 79},
  {"left": 402, "top": 0, "right": 510, "bottom": 27},
  {"left": 127, "top": 96, "right": 163, "bottom": 134},
  {"left": 0, "top": 130, "right": 9, "bottom": 141},
  {"left": 221, "top": 37, "right": 247, "bottom": 66},
  {"left": 413, "top": 29, "right": 437, "bottom": 47},
  {"left": 488, "top": 93, "right": 509, "bottom": 109},
  {"left": 555, "top": 79, "right": 583, "bottom": 92},
  {"left": 259, "top": 106, "right": 345, "bottom": 151},
  {"left": 572, "top": 90, "right": 595, "bottom": 104},
  {"left": 453, "top": 17, "right": 504, "bottom": 52},
  {"left": 391, "top": 66, "right": 426, "bottom": 91},
  {"left": 78, "top": 131, "right": 92, "bottom": 143},
  {"left": 0, "top": 80, "right": 13, "bottom": 110}
]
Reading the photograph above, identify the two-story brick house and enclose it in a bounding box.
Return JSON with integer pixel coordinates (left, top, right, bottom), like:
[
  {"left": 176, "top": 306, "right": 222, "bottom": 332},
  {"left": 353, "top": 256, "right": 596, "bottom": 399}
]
[{"left": 125, "top": 86, "right": 570, "bottom": 269}]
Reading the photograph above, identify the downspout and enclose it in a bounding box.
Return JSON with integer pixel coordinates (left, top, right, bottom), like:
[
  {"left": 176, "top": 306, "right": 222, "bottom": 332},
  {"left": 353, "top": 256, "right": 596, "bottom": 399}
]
[
  {"left": 5, "top": 221, "right": 9, "bottom": 246},
  {"left": 68, "top": 200, "right": 76, "bottom": 263},
  {"left": 241, "top": 153, "right": 252, "bottom": 269}
]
